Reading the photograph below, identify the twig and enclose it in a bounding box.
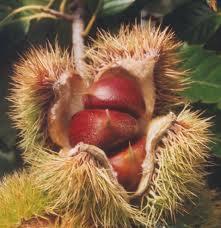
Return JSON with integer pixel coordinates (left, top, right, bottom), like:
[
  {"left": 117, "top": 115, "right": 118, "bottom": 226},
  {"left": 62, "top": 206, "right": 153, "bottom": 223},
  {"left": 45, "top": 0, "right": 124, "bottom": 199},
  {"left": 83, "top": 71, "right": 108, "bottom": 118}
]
[
  {"left": 46, "top": 0, "right": 56, "bottom": 8},
  {"left": 0, "top": 13, "right": 55, "bottom": 27},
  {"left": 0, "top": 5, "right": 74, "bottom": 27},
  {"left": 82, "top": 0, "right": 103, "bottom": 37},
  {"left": 41, "top": 7, "right": 74, "bottom": 20},
  {"left": 59, "top": 0, "right": 68, "bottom": 13}
]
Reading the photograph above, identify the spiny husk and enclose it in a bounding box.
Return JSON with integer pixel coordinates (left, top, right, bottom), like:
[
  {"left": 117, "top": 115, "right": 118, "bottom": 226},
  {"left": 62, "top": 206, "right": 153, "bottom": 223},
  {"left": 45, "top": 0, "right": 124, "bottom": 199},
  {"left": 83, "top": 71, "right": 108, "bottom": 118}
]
[
  {"left": 8, "top": 44, "right": 76, "bottom": 151},
  {"left": 86, "top": 23, "right": 188, "bottom": 114},
  {"left": 20, "top": 215, "right": 60, "bottom": 228},
  {"left": 140, "top": 107, "right": 212, "bottom": 227},
  {"left": 0, "top": 170, "right": 52, "bottom": 228},
  {"left": 29, "top": 147, "right": 146, "bottom": 228}
]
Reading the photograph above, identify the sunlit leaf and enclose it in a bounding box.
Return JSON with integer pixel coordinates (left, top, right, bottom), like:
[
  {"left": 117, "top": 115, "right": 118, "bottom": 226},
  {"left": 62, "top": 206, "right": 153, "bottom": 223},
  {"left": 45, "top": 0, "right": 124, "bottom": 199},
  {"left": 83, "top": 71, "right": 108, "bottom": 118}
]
[
  {"left": 102, "top": 0, "right": 135, "bottom": 16},
  {"left": 0, "top": 1, "right": 55, "bottom": 53},
  {"left": 180, "top": 44, "right": 221, "bottom": 108}
]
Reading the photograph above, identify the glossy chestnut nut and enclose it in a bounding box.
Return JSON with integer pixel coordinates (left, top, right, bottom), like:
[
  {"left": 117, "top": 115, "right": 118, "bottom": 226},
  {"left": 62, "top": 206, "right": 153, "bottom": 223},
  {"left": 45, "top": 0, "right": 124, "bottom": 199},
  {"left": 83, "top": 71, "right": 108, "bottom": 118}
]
[
  {"left": 68, "top": 67, "right": 147, "bottom": 191},
  {"left": 68, "top": 109, "right": 141, "bottom": 153},
  {"left": 83, "top": 67, "right": 146, "bottom": 118},
  {"left": 109, "top": 137, "right": 146, "bottom": 192}
]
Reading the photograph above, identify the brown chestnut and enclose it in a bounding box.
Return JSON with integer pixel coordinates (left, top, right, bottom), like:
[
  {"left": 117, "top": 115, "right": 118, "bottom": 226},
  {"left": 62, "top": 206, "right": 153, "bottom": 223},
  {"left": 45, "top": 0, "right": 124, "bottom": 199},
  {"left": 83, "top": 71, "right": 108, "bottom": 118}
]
[
  {"left": 109, "top": 137, "right": 146, "bottom": 192},
  {"left": 83, "top": 67, "right": 146, "bottom": 118},
  {"left": 68, "top": 109, "right": 141, "bottom": 153}
]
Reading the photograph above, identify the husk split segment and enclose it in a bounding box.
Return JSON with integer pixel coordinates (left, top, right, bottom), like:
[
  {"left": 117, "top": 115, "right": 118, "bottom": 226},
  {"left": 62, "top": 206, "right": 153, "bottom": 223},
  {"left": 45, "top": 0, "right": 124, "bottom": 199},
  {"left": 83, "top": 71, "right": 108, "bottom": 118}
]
[
  {"left": 87, "top": 24, "right": 188, "bottom": 115},
  {"left": 9, "top": 44, "right": 82, "bottom": 153},
  {"left": 29, "top": 146, "right": 146, "bottom": 227},
  {"left": 1, "top": 24, "right": 212, "bottom": 227},
  {"left": 140, "top": 108, "right": 211, "bottom": 226}
]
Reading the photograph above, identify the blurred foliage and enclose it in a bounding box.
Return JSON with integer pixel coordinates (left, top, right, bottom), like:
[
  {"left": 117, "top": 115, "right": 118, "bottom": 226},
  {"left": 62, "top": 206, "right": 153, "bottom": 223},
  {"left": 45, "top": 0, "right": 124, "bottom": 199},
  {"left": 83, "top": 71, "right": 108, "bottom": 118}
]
[{"left": 164, "top": 0, "right": 221, "bottom": 44}]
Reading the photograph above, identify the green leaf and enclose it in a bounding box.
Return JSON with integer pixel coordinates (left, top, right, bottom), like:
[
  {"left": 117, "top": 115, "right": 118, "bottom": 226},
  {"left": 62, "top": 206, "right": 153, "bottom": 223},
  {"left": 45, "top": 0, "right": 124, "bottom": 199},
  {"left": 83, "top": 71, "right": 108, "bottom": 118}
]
[
  {"left": 180, "top": 44, "right": 221, "bottom": 157},
  {"left": 85, "top": 0, "right": 134, "bottom": 16},
  {"left": 0, "top": 0, "right": 51, "bottom": 27},
  {"left": 0, "top": 1, "right": 54, "bottom": 54},
  {"left": 143, "top": 0, "right": 191, "bottom": 17},
  {"left": 164, "top": 0, "right": 221, "bottom": 44},
  {"left": 0, "top": 1, "right": 21, "bottom": 20},
  {"left": 102, "top": 0, "right": 135, "bottom": 16},
  {"left": 27, "top": 18, "right": 72, "bottom": 47},
  {"left": 0, "top": 1, "right": 30, "bottom": 45},
  {"left": 180, "top": 44, "right": 221, "bottom": 108}
]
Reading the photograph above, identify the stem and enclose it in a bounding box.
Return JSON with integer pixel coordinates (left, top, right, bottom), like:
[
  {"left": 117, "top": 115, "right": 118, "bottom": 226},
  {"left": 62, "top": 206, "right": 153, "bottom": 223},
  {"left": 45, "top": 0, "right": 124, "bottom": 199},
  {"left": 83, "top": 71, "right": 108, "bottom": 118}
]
[{"left": 71, "top": 1, "right": 87, "bottom": 79}]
